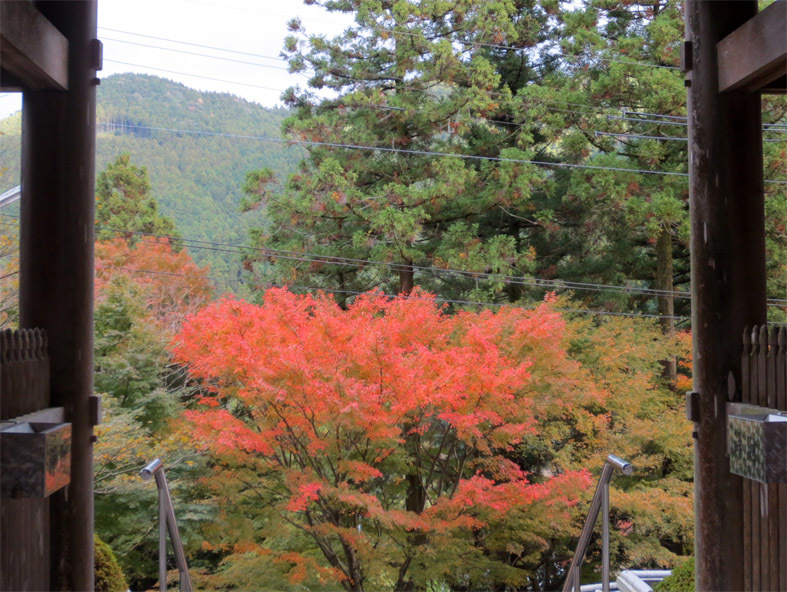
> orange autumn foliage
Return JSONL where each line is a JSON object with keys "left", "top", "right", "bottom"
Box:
{"left": 173, "top": 288, "right": 592, "bottom": 590}
{"left": 96, "top": 238, "right": 213, "bottom": 332}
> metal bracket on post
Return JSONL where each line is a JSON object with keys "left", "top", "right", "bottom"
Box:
{"left": 686, "top": 391, "right": 701, "bottom": 440}
{"left": 681, "top": 41, "right": 693, "bottom": 73}
{"left": 562, "top": 454, "right": 634, "bottom": 592}
{"left": 140, "top": 459, "right": 193, "bottom": 592}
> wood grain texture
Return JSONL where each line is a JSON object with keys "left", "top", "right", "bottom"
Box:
{"left": 717, "top": 0, "right": 787, "bottom": 93}
{"left": 0, "top": 329, "right": 51, "bottom": 592}
{"left": 0, "top": 1, "right": 68, "bottom": 91}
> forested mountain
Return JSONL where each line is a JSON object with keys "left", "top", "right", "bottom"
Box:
{"left": 0, "top": 73, "right": 301, "bottom": 286}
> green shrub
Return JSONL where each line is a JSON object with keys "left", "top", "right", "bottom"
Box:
{"left": 95, "top": 533, "right": 128, "bottom": 592}
{"left": 654, "top": 557, "right": 694, "bottom": 592}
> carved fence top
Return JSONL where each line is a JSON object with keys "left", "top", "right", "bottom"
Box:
{"left": 0, "top": 329, "right": 49, "bottom": 365}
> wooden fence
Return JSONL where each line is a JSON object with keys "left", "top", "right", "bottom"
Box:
{"left": 741, "top": 325, "right": 787, "bottom": 591}
{"left": 1, "top": 328, "right": 51, "bottom": 592}
{"left": 1, "top": 328, "right": 50, "bottom": 418}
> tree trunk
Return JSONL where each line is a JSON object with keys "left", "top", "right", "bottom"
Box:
{"left": 399, "top": 265, "right": 414, "bottom": 295}
{"left": 655, "top": 227, "right": 677, "bottom": 383}
{"left": 395, "top": 441, "right": 427, "bottom": 591}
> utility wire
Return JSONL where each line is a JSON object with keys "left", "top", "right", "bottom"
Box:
{"left": 102, "top": 60, "right": 285, "bottom": 93}
{"left": 99, "top": 54, "right": 784, "bottom": 133}
{"left": 134, "top": 236, "right": 787, "bottom": 308}
{"left": 97, "top": 262, "right": 690, "bottom": 320}
{"left": 96, "top": 264, "right": 227, "bottom": 284}
{"left": 98, "top": 225, "right": 690, "bottom": 299}
{"left": 96, "top": 121, "right": 693, "bottom": 179}
{"left": 607, "top": 115, "right": 687, "bottom": 127}
{"left": 99, "top": 27, "right": 289, "bottom": 63}
{"left": 96, "top": 225, "right": 787, "bottom": 307}
{"left": 179, "top": 0, "right": 680, "bottom": 71}
{"left": 267, "top": 281, "right": 691, "bottom": 319}
{"left": 95, "top": 36, "right": 785, "bottom": 128}
{"left": 0, "top": 271, "right": 19, "bottom": 281}
{"left": 622, "top": 110, "right": 687, "bottom": 121}
{"left": 98, "top": 60, "right": 619, "bottom": 120}
{"left": 596, "top": 130, "right": 785, "bottom": 143}
{"left": 609, "top": 114, "right": 787, "bottom": 132}
{"left": 100, "top": 37, "right": 295, "bottom": 72}
{"left": 595, "top": 131, "right": 687, "bottom": 142}
{"left": 100, "top": 27, "right": 679, "bottom": 86}
{"left": 96, "top": 122, "right": 787, "bottom": 184}
{"left": 5, "top": 219, "right": 786, "bottom": 307}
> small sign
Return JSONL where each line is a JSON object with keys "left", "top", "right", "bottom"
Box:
{"left": 728, "top": 405, "right": 787, "bottom": 483}
{"left": 0, "top": 422, "right": 71, "bottom": 497}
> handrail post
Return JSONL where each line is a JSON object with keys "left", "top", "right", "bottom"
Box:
{"left": 159, "top": 485, "right": 167, "bottom": 592}
{"left": 602, "top": 479, "right": 610, "bottom": 592}
{"left": 562, "top": 454, "right": 633, "bottom": 592}
{"left": 141, "top": 459, "right": 194, "bottom": 592}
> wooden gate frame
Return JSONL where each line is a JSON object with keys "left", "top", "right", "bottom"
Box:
{"left": 684, "top": 1, "right": 786, "bottom": 590}
{"left": 0, "top": 2, "right": 100, "bottom": 590}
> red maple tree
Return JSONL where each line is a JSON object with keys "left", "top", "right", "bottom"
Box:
{"left": 173, "top": 288, "right": 590, "bottom": 591}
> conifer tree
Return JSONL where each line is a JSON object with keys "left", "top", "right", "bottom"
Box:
{"left": 244, "top": 0, "right": 553, "bottom": 303}
{"left": 96, "top": 153, "right": 180, "bottom": 242}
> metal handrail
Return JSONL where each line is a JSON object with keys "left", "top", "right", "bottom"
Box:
{"left": 562, "top": 454, "right": 633, "bottom": 592}
{"left": 140, "top": 459, "right": 193, "bottom": 592}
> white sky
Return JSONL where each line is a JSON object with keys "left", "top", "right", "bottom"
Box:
{"left": 0, "top": 0, "right": 353, "bottom": 119}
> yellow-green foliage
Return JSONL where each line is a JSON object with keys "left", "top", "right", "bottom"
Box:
{"left": 654, "top": 557, "right": 694, "bottom": 592}
{"left": 95, "top": 533, "right": 128, "bottom": 592}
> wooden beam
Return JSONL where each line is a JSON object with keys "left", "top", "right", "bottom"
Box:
{"left": 0, "top": 1, "right": 68, "bottom": 91}
{"left": 0, "top": 70, "right": 24, "bottom": 92}
{"left": 762, "top": 74, "right": 786, "bottom": 95}
{"left": 718, "top": 0, "right": 787, "bottom": 93}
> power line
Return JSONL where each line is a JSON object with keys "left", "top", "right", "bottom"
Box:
{"left": 98, "top": 60, "right": 620, "bottom": 120}
{"left": 624, "top": 111, "right": 785, "bottom": 127}
{"left": 99, "top": 50, "right": 779, "bottom": 133}
{"left": 95, "top": 121, "right": 693, "bottom": 179}
{"left": 92, "top": 24, "right": 783, "bottom": 129}
{"left": 100, "top": 37, "right": 295, "bottom": 72}
{"left": 97, "top": 225, "right": 787, "bottom": 307}
{"left": 98, "top": 225, "right": 689, "bottom": 300}
{"left": 138, "top": 236, "right": 787, "bottom": 308}
{"left": 96, "top": 264, "right": 227, "bottom": 285}
{"left": 179, "top": 0, "right": 680, "bottom": 71}
{"left": 0, "top": 271, "right": 19, "bottom": 281}
{"left": 99, "top": 27, "right": 289, "bottom": 63}
{"left": 5, "top": 218, "right": 786, "bottom": 309}
{"left": 595, "top": 130, "right": 785, "bottom": 143}
{"left": 595, "top": 131, "right": 687, "bottom": 142}
{"left": 269, "top": 281, "right": 691, "bottom": 319}
{"left": 607, "top": 115, "right": 687, "bottom": 127}
{"left": 96, "top": 121, "right": 787, "bottom": 185}
{"left": 609, "top": 114, "right": 787, "bottom": 133}
{"left": 93, "top": 246, "right": 691, "bottom": 318}
{"left": 102, "top": 60, "right": 285, "bottom": 93}
{"left": 97, "top": 261, "right": 690, "bottom": 320}
{"left": 622, "top": 110, "right": 686, "bottom": 121}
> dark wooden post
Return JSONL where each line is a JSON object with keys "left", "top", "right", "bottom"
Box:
{"left": 684, "top": 2, "right": 766, "bottom": 591}
{"left": 19, "top": 1, "right": 98, "bottom": 590}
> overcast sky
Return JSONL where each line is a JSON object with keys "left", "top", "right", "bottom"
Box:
{"left": 0, "top": 0, "right": 353, "bottom": 119}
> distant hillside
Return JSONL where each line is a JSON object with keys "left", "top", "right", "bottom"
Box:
{"left": 0, "top": 73, "right": 302, "bottom": 286}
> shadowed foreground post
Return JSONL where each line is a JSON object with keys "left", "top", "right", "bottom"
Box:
{"left": 18, "top": 1, "right": 99, "bottom": 589}
{"left": 684, "top": 1, "right": 766, "bottom": 590}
